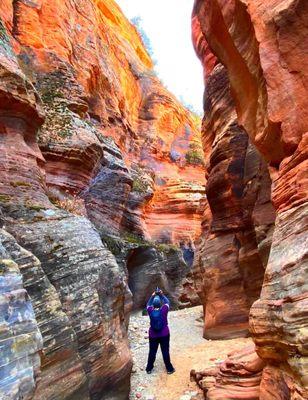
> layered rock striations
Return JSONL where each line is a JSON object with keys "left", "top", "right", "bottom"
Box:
{"left": 192, "top": 0, "right": 307, "bottom": 397}
{"left": 0, "top": 22, "right": 132, "bottom": 399}
{"left": 9, "top": 0, "right": 205, "bottom": 293}
{"left": 0, "top": 228, "right": 43, "bottom": 400}
{"left": 7, "top": 0, "right": 205, "bottom": 244}
{"left": 191, "top": 8, "right": 275, "bottom": 340}
{"left": 0, "top": 1, "right": 205, "bottom": 398}
{"left": 191, "top": 343, "right": 265, "bottom": 399}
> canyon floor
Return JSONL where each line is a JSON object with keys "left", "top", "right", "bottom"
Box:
{"left": 129, "top": 306, "right": 252, "bottom": 400}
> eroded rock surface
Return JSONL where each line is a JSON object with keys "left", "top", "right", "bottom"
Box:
{"left": 0, "top": 230, "right": 42, "bottom": 400}
{"left": 0, "top": 1, "right": 205, "bottom": 398}
{"left": 127, "top": 246, "right": 189, "bottom": 310}
{"left": 192, "top": 0, "right": 307, "bottom": 397}
{"left": 5, "top": 0, "right": 205, "bottom": 247}
{"left": 191, "top": 13, "right": 275, "bottom": 339}
{"left": 4, "top": 0, "right": 205, "bottom": 294}
{"left": 7, "top": 212, "right": 132, "bottom": 400}
{"left": 191, "top": 344, "right": 265, "bottom": 399}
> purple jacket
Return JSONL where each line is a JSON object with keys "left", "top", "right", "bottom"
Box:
{"left": 147, "top": 294, "right": 170, "bottom": 338}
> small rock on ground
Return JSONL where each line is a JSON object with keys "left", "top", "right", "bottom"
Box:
{"left": 128, "top": 306, "right": 252, "bottom": 400}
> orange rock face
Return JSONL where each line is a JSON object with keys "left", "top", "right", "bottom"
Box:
{"left": 0, "top": 1, "right": 205, "bottom": 399}
{"left": 191, "top": 344, "right": 265, "bottom": 399}
{"left": 193, "top": 0, "right": 307, "bottom": 397}
{"left": 191, "top": 10, "right": 275, "bottom": 340}
{"left": 8, "top": 0, "right": 205, "bottom": 244}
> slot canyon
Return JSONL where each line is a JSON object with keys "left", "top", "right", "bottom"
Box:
{"left": 0, "top": 1, "right": 307, "bottom": 400}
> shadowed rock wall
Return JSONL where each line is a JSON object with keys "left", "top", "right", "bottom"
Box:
{"left": 192, "top": 0, "right": 307, "bottom": 397}
{"left": 191, "top": 10, "right": 275, "bottom": 340}
{"left": 0, "top": 229, "right": 43, "bottom": 400}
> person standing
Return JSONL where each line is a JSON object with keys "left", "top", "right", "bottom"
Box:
{"left": 145, "top": 288, "right": 175, "bottom": 374}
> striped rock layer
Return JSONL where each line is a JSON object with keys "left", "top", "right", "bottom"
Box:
{"left": 0, "top": 1, "right": 206, "bottom": 399}
{"left": 192, "top": 0, "right": 307, "bottom": 398}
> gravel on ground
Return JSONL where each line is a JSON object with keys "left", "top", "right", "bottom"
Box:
{"left": 128, "top": 306, "right": 252, "bottom": 400}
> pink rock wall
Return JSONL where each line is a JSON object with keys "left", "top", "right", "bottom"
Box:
{"left": 193, "top": 0, "right": 308, "bottom": 397}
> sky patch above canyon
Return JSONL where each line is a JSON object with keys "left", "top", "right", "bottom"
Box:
{"left": 116, "top": 0, "right": 204, "bottom": 114}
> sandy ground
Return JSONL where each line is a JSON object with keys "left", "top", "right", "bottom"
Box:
{"left": 129, "top": 306, "right": 252, "bottom": 400}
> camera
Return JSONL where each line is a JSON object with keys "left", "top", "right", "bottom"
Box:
{"left": 155, "top": 287, "right": 162, "bottom": 295}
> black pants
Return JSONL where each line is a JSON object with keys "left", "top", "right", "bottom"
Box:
{"left": 146, "top": 334, "right": 174, "bottom": 372}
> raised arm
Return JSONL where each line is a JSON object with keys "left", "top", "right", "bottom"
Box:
{"left": 147, "top": 293, "right": 156, "bottom": 308}
{"left": 160, "top": 294, "right": 170, "bottom": 307}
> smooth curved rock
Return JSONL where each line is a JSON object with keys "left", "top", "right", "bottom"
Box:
{"left": 0, "top": 11, "right": 132, "bottom": 398}
{"left": 8, "top": 212, "right": 132, "bottom": 400}
{"left": 190, "top": 29, "right": 275, "bottom": 338}
{"left": 127, "top": 245, "right": 189, "bottom": 310}
{"left": 191, "top": 344, "right": 265, "bottom": 399}
{"left": 193, "top": 0, "right": 308, "bottom": 396}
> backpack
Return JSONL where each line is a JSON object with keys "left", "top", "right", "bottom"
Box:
{"left": 150, "top": 308, "right": 164, "bottom": 331}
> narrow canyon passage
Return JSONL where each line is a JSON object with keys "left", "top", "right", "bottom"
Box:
{"left": 0, "top": 0, "right": 307, "bottom": 400}
{"left": 129, "top": 307, "right": 252, "bottom": 400}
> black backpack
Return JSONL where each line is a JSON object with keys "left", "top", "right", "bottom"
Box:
{"left": 150, "top": 308, "right": 164, "bottom": 331}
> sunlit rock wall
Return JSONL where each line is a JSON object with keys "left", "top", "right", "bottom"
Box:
{"left": 0, "top": 1, "right": 206, "bottom": 398}
{"left": 191, "top": 343, "right": 265, "bottom": 399}
{"left": 6, "top": 0, "right": 205, "bottom": 245}
{"left": 6, "top": 0, "right": 205, "bottom": 302}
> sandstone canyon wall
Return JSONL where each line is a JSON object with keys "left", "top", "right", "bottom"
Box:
{"left": 192, "top": 0, "right": 307, "bottom": 398}
{"left": 191, "top": 5, "right": 276, "bottom": 340}
{"left": 0, "top": 1, "right": 205, "bottom": 399}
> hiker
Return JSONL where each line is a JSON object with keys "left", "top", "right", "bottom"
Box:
{"left": 145, "top": 287, "right": 175, "bottom": 374}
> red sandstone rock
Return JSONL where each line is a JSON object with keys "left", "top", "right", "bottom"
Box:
{"left": 189, "top": 51, "right": 274, "bottom": 337}
{"left": 7, "top": 0, "right": 205, "bottom": 246}
{"left": 193, "top": 0, "right": 308, "bottom": 397}
{"left": 0, "top": 1, "right": 206, "bottom": 398}
{"left": 191, "top": 344, "right": 265, "bottom": 399}
{"left": 0, "top": 21, "right": 133, "bottom": 398}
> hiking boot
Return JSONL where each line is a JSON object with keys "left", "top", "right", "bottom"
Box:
{"left": 167, "top": 368, "right": 175, "bottom": 374}
{"left": 146, "top": 369, "right": 153, "bottom": 374}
